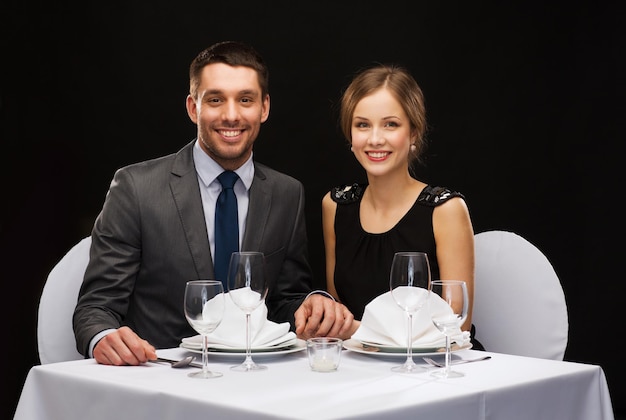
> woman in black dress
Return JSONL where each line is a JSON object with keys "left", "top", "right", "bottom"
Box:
{"left": 322, "top": 64, "right": 483, "bottom": 349}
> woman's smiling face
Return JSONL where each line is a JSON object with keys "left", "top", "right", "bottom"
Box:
{"left": 350, "top": 88, "right": 412, "bottom": 177}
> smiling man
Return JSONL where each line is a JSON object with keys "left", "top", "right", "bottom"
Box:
{"left": 73, "top": 41, "right": 357, "bottom": 366}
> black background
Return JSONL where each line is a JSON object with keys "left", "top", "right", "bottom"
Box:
{"left": 3, "top": 1, "right": 624, "bottom": 418}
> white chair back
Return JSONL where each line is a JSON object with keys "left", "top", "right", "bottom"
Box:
{"left": 37, "top": 236, "right": 91, "bottom": 364}
{"left": 473, "top": 230, "right": 568, "bottom": 360}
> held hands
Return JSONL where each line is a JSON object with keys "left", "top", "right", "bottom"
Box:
{"left": 294, "top": 294, "right": 359, "bottom": 340}
{"left": 92, "top": 326, "right": 157, "bottom": 366}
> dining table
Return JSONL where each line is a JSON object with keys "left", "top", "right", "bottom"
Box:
{"left": 14, "top": 342, "right": 615, "bottom": 420}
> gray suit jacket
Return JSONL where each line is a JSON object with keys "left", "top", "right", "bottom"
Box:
{"left": 73, "top": 140, "right": 313, "bottom": 355}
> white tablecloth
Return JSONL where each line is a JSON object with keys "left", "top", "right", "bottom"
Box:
{"left": 14, "top": 347, "right": 615, "bottom": 420}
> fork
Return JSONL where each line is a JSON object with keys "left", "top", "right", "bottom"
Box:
{"left": 423, "top": 355, "right": 491, "bottom": 368}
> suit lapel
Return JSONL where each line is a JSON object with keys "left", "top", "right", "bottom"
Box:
{"left": 242, "top": 164, "right": 270, "bottom": 251}
{"left": 169, "top": 141, "right": 213, "bottom": 277}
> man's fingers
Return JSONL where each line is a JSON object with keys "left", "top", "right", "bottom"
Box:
{"left": 295, "top": 295, "right": 358, "bottom": 340}
{"left": 93, "top": 327, "right": 155, "bottom": 366}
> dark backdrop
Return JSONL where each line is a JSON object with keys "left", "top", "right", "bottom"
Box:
{"left": 3, "top": 1, "right": 624, "bottom": 418}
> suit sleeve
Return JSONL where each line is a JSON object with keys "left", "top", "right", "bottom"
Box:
{"left": 264, "top": 181, "right": 313, "bottom": 329}
{"left": 72, "top": 167, "right": 142, "bottom": 356}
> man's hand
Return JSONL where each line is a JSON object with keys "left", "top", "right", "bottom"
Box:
{"left": 92, "top": 326, "right": 157, "bottom": 366}
{"left": 294, "top": 294, "right": 359, "bottom": 340}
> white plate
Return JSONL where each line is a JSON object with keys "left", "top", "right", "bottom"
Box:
{"left": 359, "top": 340, "right": 441, "bottom": 353}
{"left": 180, "top": 339, "right": 306, "bottom": 357}
{"left": 343, "top": 339, "right": 472, "bottom": 357}
{"left": 180, "top": 337, "right": 298, "bottom": 352}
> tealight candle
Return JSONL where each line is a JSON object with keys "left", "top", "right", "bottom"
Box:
{"left": 307, "top": 337, "right": 343, "bottom": 372}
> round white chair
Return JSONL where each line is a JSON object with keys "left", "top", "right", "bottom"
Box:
{"left": 473, "top": 230, "right": 569, "bottom": 360}
{"left": 37, "top": 236, "right": 91, "bottom": 364}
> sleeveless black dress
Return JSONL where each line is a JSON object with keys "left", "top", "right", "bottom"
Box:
{"left": 331, "top": 183, "right": 485, "bottom": 350}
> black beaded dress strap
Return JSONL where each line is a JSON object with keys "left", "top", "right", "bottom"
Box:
{"left": 330, "top": 183, "right": 365, "bottom": 204}
{"left": 330, "top": 183, "right": 463, "bottom": 207}
{"left": 416, "top": 185, "right": 465, "bottom": 207}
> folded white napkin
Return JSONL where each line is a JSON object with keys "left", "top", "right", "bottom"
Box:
{"left": 182, "top": 289, "right": 295, "bottom": 348}
{"left": 351, "top": 290, "right": 470, "bottom": 348}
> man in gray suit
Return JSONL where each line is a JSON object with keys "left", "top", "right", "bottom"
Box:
{"left": 73, "top": 41, "right": 356, "bottom": 366}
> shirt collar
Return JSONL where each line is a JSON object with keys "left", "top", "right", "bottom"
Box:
{"left": 193, "top": 140, "right": 254, "bottom": 190}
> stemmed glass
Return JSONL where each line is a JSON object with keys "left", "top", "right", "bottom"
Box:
{"left": 183, "top": 280, "right": 225, "bottom": 379}
{"left": 389, "top": 251, "right": 431, "bottom": 373}
{"left": 227, "top": 251, "right": 269, "bottom": 372}
{"left": 429, "top": 280, "right": 469, "bottom": 378}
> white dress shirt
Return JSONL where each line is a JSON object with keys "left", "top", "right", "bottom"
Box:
{"left": 192, "top": 140, "right": 254, "bottom": 259}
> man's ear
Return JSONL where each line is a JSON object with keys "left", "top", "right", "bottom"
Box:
{"left": 185, "top": 94, "right": 198, "bottom": 124}
{"left": 260, "top": 94, "right": 270, "bottom": 123}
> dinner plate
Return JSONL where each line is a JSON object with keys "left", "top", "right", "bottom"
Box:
{"left": 358, "top": 340, "right": 440, "bottom": 353}
{"left": 343, "top": 339, "right": 472, "bottom": 357}
{"left": 180, "top": 339, "right": 306, "bottom": 357}
{"left": 180, "top": 335, "right": 297, "bottom": 351}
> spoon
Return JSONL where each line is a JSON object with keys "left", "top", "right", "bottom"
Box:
{"left": 423, "top": 355, "right": 491, "bottom": 368}
{"left": 152, "top": 356, "right": 200, "bottom": 368}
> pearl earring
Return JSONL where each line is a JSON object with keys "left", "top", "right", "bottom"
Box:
{"left": 410, "top": 144, "right": 417, "bottom": 152}
{"left": 350, "top": 146, "right": 354, "bottom": 152}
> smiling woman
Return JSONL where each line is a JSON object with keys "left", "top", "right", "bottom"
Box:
{"left": 321, "top": 64, "right": 483, "bottom": 351}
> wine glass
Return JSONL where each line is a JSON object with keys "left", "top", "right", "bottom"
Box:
{"left": 183, "top": 280, "right": 225, "bottom": 379}
{"left": 389, "top": 251, "right": 431, "bottom": 373}
{"left": 429, "top": 280, "right": 469, "bottom": 378}
{"left": 227, "top": 251, "right": 269, "bottom": 372}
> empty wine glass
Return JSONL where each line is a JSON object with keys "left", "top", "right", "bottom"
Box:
{"left": 429, "top": 280, "right": 469, "bottom": 378}
{"left": 227, "top": 251, "right": 269, "bottom": 372}
{"left": 389, "top": 251, "right": 431, "bottom": 373}
{"left": 183, "top": 280, "right": 225, "bottom": 379}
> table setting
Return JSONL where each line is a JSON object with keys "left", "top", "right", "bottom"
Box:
{"left": 172, "top": 282, "right": 475, "bottom": 379}
{"left": 343, "top": 252, "right": 472, "bottom": 381}
{"left": 179, "top": 252, "right": 474, "bottom": 376}
{"left": 14, "top": 250, "right": 616, "bottom": 419}
{"left": 346, "top": 290, "right": 471, "bottom": 357}
{"left": 15, "top": 307, "right": 616, "bottom": 420}
{"left": 179, "top": 293, "right": 303, "bottom": 357}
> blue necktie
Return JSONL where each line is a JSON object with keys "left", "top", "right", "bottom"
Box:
{"left": 214, "top": 171, "right": 240, "bottom": 288}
